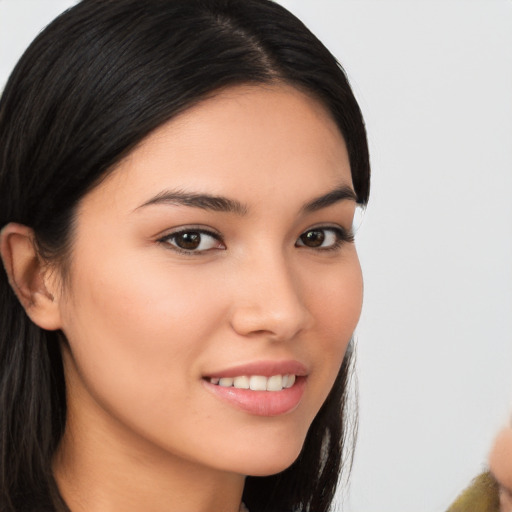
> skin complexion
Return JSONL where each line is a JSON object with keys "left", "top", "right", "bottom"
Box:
{"left": 2, "top": 85, "right": 363, "bottom": 512}
{"left": 489, "top": 426, "right": 512, "bottom": 512}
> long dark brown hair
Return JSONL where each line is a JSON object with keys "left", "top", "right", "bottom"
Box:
{"left": 0, "top": 1, "right": 370, "bottom": 510}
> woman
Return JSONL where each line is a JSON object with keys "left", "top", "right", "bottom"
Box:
{"left": 0, "top": 1, "right": 370, "bottom": 511}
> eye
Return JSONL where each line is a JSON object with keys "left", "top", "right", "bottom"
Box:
{"left": 295, "top": 227, "right": 353, "bottom": 250}
{"left": 159, "top": 229, "right": 224, "bottom": 254}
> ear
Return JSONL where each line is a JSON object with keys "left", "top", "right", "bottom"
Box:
{"left": 0, "top": 223, "right": 62, "bottom": 330}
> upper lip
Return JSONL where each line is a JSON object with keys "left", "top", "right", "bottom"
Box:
{"left": 204, "top": 360, "right": 308, "bottom": 379}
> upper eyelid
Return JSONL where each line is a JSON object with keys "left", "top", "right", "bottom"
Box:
{"left": 306, "top": 223, "right": 351, "bottom": 232}
{"left": 156, "top": 225, "right": 222, "bottom": 240}
{"left": 302, "top": 224, "right": 355, "bottom": 239}
{"left": 155, "top": 223, "right": 354, "bottom": 246}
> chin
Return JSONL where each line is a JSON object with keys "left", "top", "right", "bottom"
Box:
{"left": 235, "top": 440, "right": 305, "bottom": 477}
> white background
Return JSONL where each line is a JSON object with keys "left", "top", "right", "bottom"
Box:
{"left": 1, "top": 1, "right": 511, "bottom": 511}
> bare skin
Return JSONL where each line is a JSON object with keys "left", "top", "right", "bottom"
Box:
{"left": 1, "top": 85, "right": 362, "bottom": 512}
{"left": 489, "top": 425, "right": 512, "bottom": 512}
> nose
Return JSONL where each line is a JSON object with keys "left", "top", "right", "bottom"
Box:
{"left": 228, "top": 252, "right": 312, "bottom": 342}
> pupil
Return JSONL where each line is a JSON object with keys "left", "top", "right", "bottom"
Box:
{"left": 302, "top": 230, "right": 324, "bottom": 247}
{"left": 176, "top": 232, "right": 201, "bottom": 249}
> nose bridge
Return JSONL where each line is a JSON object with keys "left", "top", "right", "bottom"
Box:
{"left": 229, "top": 246, "right": 311, "bottom": 340}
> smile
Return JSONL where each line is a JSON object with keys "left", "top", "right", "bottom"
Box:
{"left": 203, "top": 375, "right": 306, "bottom": 416}
{"left": 207, "top": 374, "right": 296, "bottom": 391}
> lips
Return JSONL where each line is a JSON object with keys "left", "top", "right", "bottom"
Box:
{"left": 203, "top": 360, "right": 307, "bottom": 416}
{"left": 205, "top": 360, "right": 307, "bottom": 379}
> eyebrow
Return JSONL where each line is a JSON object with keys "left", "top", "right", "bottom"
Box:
{"left": 136, "top": 189, "right": 248, "bottom": 215}
{"left": 136, "top": 184, "right": 357, "bottom": 215}
{"left": 301, "top": 185, "right": 357, "bottom": 212}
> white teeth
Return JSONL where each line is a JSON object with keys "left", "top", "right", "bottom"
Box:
{"left": 284, "top": 374, "right": 295, "bottom": 388}
{"left": 233, "top": 376, "right": 250, "bottom": 389}
{"left": 209, "top": 374, "right": 297, "bottom": 391}
{"left": 249, "top": 375, "right": 267, "bottom": 391}
{"left": 266, "top": 374, "right": 283, "bottom": 391}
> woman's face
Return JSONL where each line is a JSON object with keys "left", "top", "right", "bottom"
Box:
{"left": 55, "top": 84, "right": 363, "bottom": 477}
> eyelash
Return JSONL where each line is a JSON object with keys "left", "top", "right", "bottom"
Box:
{"left": 158, "top": 227, "right": 224, "bottom": 255}
{"left": 157, "top": 226, "right": 354, "bottom": 255}
{"left": 295, "top": 226, "right": 354, "bottom": 252}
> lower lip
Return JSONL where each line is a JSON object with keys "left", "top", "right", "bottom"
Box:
{"left": 203, "top": 377, "right": 306, "bottom": 416}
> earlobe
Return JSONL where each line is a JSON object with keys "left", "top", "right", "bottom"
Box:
{"left": 0, "top": 222, "right": 62, "bottom": 331}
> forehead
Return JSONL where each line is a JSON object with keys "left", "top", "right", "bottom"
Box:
{"left": 79, "top": 84, "right": 352, "bottom": 216}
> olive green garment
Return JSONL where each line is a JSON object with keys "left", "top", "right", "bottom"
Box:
{"left": 447, "top": 472, "right": 500, "bottom": 512}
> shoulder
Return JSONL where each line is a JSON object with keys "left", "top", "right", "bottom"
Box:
{"left": 446, "top": 472, "right": 500, "bottom": 512}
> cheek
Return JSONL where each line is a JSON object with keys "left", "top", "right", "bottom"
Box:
{"left": 308, "top": 254, "right": 363, "bottom": 349}
{"left": 64, "top": 243, "right": 223, "bottom": 340}
{"left": 58, "top": 247, "right": 227, "bottom": 415}
{"left": 298, "top": 252, "right": 363, "bottom": 410}
{"left": 56, "top": 236, "right": 363, "bottom": 475}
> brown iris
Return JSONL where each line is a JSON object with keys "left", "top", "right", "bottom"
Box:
{"left": 299, "top": 230, "right": 325, "bottom": 247}
{"left": 174, "top": 232, "right": 202, "bottom": 250}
